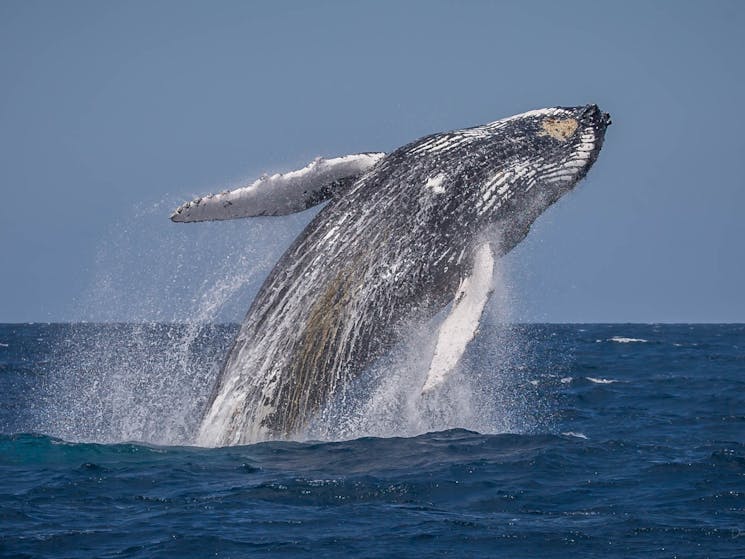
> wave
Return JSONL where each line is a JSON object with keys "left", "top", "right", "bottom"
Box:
{"left": 0, "top": 429, "right": 567, "bottom": 477}
{"left": 561, "top": 431, "right": 588, "bottom": 439}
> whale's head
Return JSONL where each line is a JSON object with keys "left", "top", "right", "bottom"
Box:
{"left": 443, "top": 104, "right": 611, "bottom": 254}
{"left": 403, "top": 105, "right": 609, "bottom": 255}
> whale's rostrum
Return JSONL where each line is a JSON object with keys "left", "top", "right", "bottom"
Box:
{"left": 171, "top": 105, "right": 611, "bottom": 446}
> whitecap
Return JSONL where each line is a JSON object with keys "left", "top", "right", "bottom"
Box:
{"left": 562, "top": 431, "right": 588, "bottom": 439}
{"left": 609, "top": 336, "right": 648, "bottom": 343}
{"left": 586, "top": 377, "right": 618, "bottom": 384}
{"left": 0, "top": 342, "right": 8, "bottom": 347}
{"left": 560, "top": 377, "right": 573, "bottom": 384}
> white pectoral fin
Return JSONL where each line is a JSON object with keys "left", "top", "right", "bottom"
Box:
{"left": 422, "top": 243, "right": 494, "bottom": 393}
{"left": 170, "top": 152, "right": 385, "bottom": 223}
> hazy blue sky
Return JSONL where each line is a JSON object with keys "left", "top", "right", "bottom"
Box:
{"left": 1, "top": 0, "right": 744, "bottom": 323}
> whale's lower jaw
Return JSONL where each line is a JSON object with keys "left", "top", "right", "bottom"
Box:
{"left": 192, "top": 105, "right": 610, "bottom": 446}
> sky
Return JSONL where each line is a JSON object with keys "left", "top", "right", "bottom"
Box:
{"left": 1, "top": 0, "right": 744, "bottom": 323}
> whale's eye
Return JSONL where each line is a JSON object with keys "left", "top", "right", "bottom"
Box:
{"left": 540, "top": 117, "right": 578, "bottom": 141}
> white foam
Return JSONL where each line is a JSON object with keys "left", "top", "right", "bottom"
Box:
{"left": 562, "top": 431, "right": 588, "bottom": 439}
{"left": 586, "top": 377, "right": 618, "bottom": 384}
{"left": 609, "top": 336, "right": 648, "bottom": 343}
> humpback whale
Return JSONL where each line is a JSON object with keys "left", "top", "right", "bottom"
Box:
{"left": 171, "top": 105, "right": 611, "bottom": 446}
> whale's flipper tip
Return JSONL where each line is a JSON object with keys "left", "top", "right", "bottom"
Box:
{"left": 170, "top": 204, "right": 188, "bottom": 222}
{"left": 170, "top": 207, "right": 185, "bottom": 222}
{"left": 170, "top": 198, "right": 210, "bottom": 223}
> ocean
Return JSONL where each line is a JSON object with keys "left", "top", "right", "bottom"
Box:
{"left": 1, "top": 323, "right": 743, "bottom": 558}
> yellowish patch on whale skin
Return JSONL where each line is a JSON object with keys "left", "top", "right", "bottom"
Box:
{"left": 268, "top": 262, "right": 360, "bottom": 437}
{"left": 540, "top": 117, "right": 578, "bottom": 141}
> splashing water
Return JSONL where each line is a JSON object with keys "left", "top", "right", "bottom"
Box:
{"left": 34, "top": 200, "right": 539, "bottom": 445}
{"left": 34, "top": 199, "right": 296, "bottom": 444}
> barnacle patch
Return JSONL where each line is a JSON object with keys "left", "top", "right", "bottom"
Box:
{"left": 540, "top": 118, "right": 578, "bottom": 141}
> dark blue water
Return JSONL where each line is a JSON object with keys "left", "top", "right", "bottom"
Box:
{"left": 1, "top": 324, "right": 744, "bottom": 558}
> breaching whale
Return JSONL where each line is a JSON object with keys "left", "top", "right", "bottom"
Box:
{"left": 171, "top": 105, "right": 611, "bottom": 446}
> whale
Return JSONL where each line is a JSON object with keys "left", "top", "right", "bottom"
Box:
{"left": 171, "top": 105, "right": 611, "bottom": 446}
